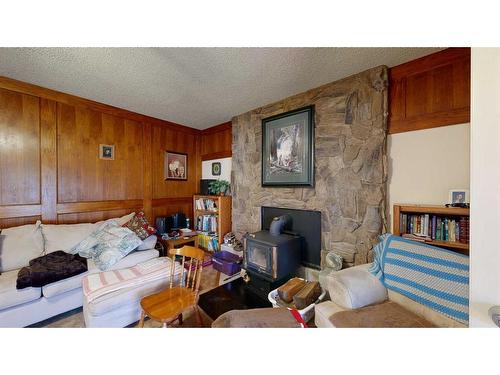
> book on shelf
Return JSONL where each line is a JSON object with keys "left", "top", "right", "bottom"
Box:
{"left": 196, "top": 215, "right": 218, "bottom": 232}
{"left": 197, "top": 232, "right": 219, "bottom": 252}
{"left": 195, "top": 198, "right": 218, "bottom": 211}
{"left": 399, "top": 213, "right": 469, "bottom": 244}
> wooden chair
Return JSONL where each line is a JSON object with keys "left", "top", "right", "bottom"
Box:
{"left": 138, "top": 245, "right": 205, "bottom": 328}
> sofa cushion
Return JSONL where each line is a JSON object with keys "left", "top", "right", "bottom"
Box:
{"left": 0, "top": 269, "right": 41, "bottom": 310}
{"left": 329, "top": 300, "right": 436, "bottom": 328}
{"left": 84, "top": 276, "right": 169, "bottom": 316}
{"left": 314, "top": 301, "right": 345, "bottom": 328}
{"left": 328, "top": 263, "right": 387, "bottom": 309}
{"left": 137, "top": 235, "right": 157, "bottom": 251}
{"left": 0, "top": 222, "right": 44, "bottom": 272}
{"left": 42, "top": 270, "right": 89, "bottom": 299}
{"left": 41, "top": 223, "right": 96, "bottom": 254}
{"left": 95, "top": 212, "right": 136, "bottom": 226}
{"left": 87, "top": 249, "right": 159, "bottom": 273}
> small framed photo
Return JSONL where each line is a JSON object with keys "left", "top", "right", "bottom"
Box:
{"left": 99, "top": 144, "right": 115, "bottom": 160}
{"left": 449, "top": 189, "right": 469, "bottom": 204}
{"left": 212, "top": 162, "right": 221, "bottom": 176}
{"left": 165, "top": 151, "right": 188, "bottom": 180}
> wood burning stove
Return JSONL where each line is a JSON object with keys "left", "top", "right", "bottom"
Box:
{"left": 243, "top": 230, "right": 301, "bottom": 282}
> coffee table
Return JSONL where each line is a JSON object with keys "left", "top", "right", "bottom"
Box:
{"left": 198, "top": 277, "right": 272, "bottom": 321}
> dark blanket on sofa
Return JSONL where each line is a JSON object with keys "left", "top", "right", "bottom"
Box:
{"left": 17, "top": 251, "right": 87, "bottom": 289}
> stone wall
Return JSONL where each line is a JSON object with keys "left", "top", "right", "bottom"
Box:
{"left": 231, "top": 66, "right": 388, "bottom": 266}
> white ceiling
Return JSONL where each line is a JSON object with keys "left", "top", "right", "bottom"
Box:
{"left": 0, "top": 48, "right": 442, "bottom": 129}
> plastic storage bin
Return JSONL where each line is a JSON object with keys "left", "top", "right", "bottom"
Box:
{"left": 268, "top": 282, "right": 327, "bottom": 322}
{"left": 212, "top": 251, "right": 241, "bottom": 276}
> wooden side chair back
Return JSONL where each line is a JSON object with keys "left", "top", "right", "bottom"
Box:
{"left": 169, "top": 245, "right": 205, "bottom": 294}
{"left": 138, "top": 245, "right": 206, "bottom": 328}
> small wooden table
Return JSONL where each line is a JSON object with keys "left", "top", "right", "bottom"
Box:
{"left": 157, "top": 234, "right": 199, "bottom": 257}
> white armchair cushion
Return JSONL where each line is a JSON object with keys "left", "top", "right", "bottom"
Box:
{"left": 328, "top": 263, "right": 388, "bottom": 309}
{"left": 0, "top": 221, "right": 44, "bottom": 272}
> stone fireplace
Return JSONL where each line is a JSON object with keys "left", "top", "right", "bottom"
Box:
{"left": 231, "top": 66, "right": 388, "bottom": 267}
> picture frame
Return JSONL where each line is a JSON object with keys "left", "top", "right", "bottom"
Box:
{"left": 261, "top": 106, "right": 314, "bottom": 187}
{"left": 449, "top": 189, "right": 469, "bottom": 204}
{"left": 211, "top": 162, "right": 221, "bottom": 176}
{"left": 165, "top": 151, "right": 188, "bottom": 180}
{"left": 99, "top": 144, "right": 115, "bottom": 160}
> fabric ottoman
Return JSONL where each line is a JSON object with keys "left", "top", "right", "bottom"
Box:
{"left": 212, "top": 307, "right": 307, "bottom": 328}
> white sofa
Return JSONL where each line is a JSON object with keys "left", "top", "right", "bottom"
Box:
{"left": 0, "top": 213, "right": 159, "bottom": 328}
{"left": 315, "top": 263, "right": 467, "bottom": 328}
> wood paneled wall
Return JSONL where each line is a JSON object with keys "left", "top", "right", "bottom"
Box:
{"left": 388, "top": 47, "right": 471, "bottom": 134}
{"left": 200, "top": 121, "right": 232, "bottom": 160}
{"left": 0, "top": 76, "right": 201, "bottom": 228}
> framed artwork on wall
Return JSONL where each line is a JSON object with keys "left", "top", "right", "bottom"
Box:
{"left": 165, "top": 151, "right": 188, "bottom": 180}
{"left": 99, "top": 144, "right": 115, "bottom": 160}
{"left": 211, "top": 162, "right": 221, "bottom": 176}
{"left": 261, "top": 106, "right": 314, "bottom": 187}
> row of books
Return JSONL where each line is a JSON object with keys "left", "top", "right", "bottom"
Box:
{"left": 196, "top": 214, "right": 218, "bottom": 232}
{"left": 399, "top": 214, "right": 469, "bottom": 244}
{"left": 195, "top": 198, "right": 218, "bottom": 211}
{"left": 197, "top": 233, "right": 219, "bottom": 252}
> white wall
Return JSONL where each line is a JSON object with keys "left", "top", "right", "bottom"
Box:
{"left": 387, "top": 123, "right": 470, "bottom": 231}
{"left": 469, "top": 48, "right": 500, "bottom": 327}
{"left": 201, "top": 157, "right": 232, "bottom": 181}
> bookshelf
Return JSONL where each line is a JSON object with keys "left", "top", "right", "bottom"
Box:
{"left": 193, "top": 195, "right": 232, "bottom": 252}
{"left": 393, "top": 204, "right": 470, "bottom": 254}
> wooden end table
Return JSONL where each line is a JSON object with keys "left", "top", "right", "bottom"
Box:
{"left": 156, "top": 234, "right": 199, "bottom": 257}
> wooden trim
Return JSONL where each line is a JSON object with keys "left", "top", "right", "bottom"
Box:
{"left": 0, "top": 76, "right": 199, "bottom": 135}
{"left": 0, "top": 205, "right": 41, "bottom": 219}
{"left": 152, "top": 197, "right": 193, "bottom": 207}
{"left": 390, "top": 48, "right": 470, "bottom": 79}
{"left": 388, "top": 107, "right": 470, "bottom": 134}
{"left": 394, "top": 204, "right": 469, "bottom": 217}
{"left": 201, "top": 121, "right": 232, "bottom": 135}
{"left": 56, "top": 200, "right": 143, "bottom": 214}
{"left": 201, "top": 150, "right": 232, "bottom": 161}
{"left": 40, "top": 99, "right": 58, "bottom": 223}
{"left": 142, "top": 122, "right": 153, "bottom": 222}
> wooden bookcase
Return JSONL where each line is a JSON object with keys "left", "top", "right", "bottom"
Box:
{"left": 193, "top": 195, "right": 232, "bottom": 251}
{"left": 393, "top": 204, "right": 470, "bottom": 254}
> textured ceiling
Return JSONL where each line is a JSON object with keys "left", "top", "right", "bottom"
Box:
{"left": 0, "top": 48, "right": 442, "bottom": 129}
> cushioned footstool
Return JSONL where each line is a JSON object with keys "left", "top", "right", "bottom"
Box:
{"left": 212, "top": 307, "right": 308, "bottom": 328}
{"left": 83, "top": 256, "right": 179, "bottom": 328}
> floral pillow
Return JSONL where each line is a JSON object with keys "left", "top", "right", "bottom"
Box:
{"left": 91, "top": 225, "right": 142, "bottom": 271}
{"left": 70, "top": 220, "right": 142, "bottom": 270}
{"left": 123, "top": 211, "right": 156, "bottom": 240}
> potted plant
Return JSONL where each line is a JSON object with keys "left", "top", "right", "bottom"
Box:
{"left": 208, "top": 180, "right": 230, "bottom": 196}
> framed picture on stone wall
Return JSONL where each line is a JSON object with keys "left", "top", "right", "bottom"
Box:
{"left": 262, "top": 106, "right": 314, "bottom": 187}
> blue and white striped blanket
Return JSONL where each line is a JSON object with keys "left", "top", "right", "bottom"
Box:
{"left": 369, "top": 234, "right": 469, "bottom": 325}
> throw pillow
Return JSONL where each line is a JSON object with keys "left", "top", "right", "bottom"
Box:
{"left": 124, "top": 211, "right": 156, "bottom": 240}
{"left": 91, "top": 225, "right": 142, "bottom": 271}
{"left": 70, "top": 220, "right": 119, "bottom": 257}
{"left": 0, "top": 221, "right": 45, "bottom": 272}
{"left": 41, "top": 222, "right": 96, "bottom": 254}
